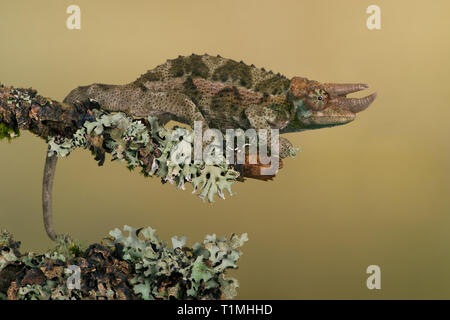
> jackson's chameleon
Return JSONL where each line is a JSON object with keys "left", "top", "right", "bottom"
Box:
{"left": 42, "top": 54, "right": 376, "bottom": 240}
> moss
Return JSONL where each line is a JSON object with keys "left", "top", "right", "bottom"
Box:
{"left": 68, "top": 244, "right": 83, "bottom": 257}
{"left": 0, "top": 122, "right": 20, "bottom": 141}
{"left": 212, "top": 60, "right": 253, "bottom": 88}
{"left": 255, "top": 76, "right": 290, "bottom": 95}
{"left": 168, "top": 55, "right": 210, "bottom": 79}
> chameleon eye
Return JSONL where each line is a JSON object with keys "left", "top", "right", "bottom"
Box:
{"left": 306, "top": 88, "right": 328, "bottom": 110}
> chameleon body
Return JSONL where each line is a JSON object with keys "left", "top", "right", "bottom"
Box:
{"left": 35, "top": 54, "right": 378, "bottom": 240}
{"left": 63, "top": 54, "right": 377, "bottom": 159}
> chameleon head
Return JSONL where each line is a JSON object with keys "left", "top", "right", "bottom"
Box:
{"left": 285, "top": 76, "right": 377, "bottom": 131}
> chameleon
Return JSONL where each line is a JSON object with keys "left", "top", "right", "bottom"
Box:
{"left": 40, "top": 53, "right": 377, "bottom": 240}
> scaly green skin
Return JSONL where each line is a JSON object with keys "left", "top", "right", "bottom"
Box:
{"left": 64, "top": 54, "right": 377, "bottom": 159}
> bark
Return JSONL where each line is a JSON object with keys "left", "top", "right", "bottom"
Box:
{"left": 0, "top": 84, "right": 92, "bottom": 140}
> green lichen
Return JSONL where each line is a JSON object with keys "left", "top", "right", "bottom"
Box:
{"left": 47, "top": 137, "right": 73, "bottom": 157}
{"left": 0, "top": 227, "right": 248, "bottom": 300}
{"left": 46, "top": 110, "right": 239, "bottom": 202}
{"left": 192, "top": 165, "right": 239, "bottom": 202}
{"left": 0, "top": 231, "right": 18, "bottom": 271}
{"left": 110, "top": 226, "right": 248, "bottom": 300}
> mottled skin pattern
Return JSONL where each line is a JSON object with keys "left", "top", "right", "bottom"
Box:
{"left": 64, "top": 53, "right": 377, "bottom": 158}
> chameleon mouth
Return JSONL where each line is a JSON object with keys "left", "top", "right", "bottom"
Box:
{"left": 308, "top": 115, "right": 355, "bottom": 126}
{"left": 325, "top": 83, "right": 377, "bottom": 113}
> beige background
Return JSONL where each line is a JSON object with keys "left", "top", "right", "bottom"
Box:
{"left": 1, "top": 0, "right": 450, "bottom": 299}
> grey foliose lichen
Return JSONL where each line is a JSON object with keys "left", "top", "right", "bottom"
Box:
{"left": 110, "top": 225, "right": 248, "bottom": 300}
{"left": 0, "top": 227, "right": 247, "bottom": 300}
{"left": 46, "top": 110, "right": 239, "bottom": 202}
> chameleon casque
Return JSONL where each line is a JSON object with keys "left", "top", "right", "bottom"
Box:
{"left": 18, "top": 54, "right": 377, "bottom": 240}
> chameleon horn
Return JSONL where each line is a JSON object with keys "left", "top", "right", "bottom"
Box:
{"left": 326, "top": 83, "right": 369, "bottom": 97}
{"left": 334, "top": 92, "right": 377, "bottom": 113}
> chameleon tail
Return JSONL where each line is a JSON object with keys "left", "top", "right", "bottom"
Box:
{"left": 43, "top": 147, "right": 58, "bottom": 241}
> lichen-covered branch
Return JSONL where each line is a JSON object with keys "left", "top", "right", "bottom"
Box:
{"left": 0, "top": 84, "right": 90, "bottom": 140}
{"left": 0, "top": 227, "right": 247, "bottom": 300}
{"left": 0, "top": 84, "right": 282, "bottom": 203}
{"left": 0, "top": 85, "right": 242, "bottom": 202}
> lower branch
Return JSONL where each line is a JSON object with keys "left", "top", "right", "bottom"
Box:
{"left": 0, "top": 227, "right": 248, "bottom": 300}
